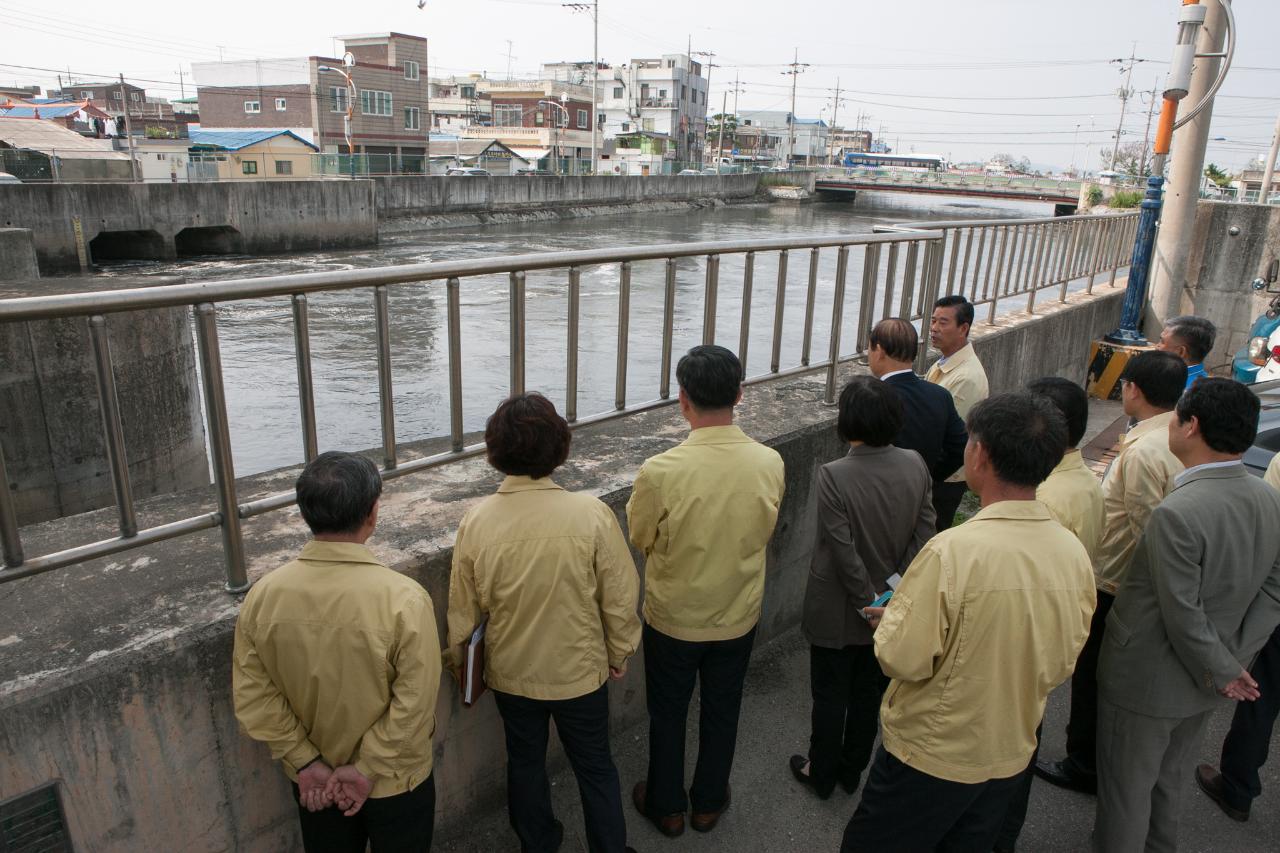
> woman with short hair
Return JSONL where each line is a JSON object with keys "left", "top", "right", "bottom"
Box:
{"left": 447, "top": 393, "right": 641, "bottom": 853}
{"left": 789, "top": 375, "right": 937, "bottom": 799}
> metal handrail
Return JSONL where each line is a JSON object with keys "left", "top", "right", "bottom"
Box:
{"left": 0, "top": 214, "right": 1133, "bottom": 591}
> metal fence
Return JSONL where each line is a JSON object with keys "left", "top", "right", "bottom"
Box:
{"left": 0, "top": 211, "right": 1136, "bottom": 590}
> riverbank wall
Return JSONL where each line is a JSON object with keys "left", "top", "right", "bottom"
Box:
{"left": 0, "top": 282, "right": 1122, "bottom": 852}
{"left": 0, "top": 173, "right": 815, "bottom": 275}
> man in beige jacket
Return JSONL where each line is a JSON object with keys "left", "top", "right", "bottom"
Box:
{"left": 926, "top": 295, "right": 989, "bottom": 530}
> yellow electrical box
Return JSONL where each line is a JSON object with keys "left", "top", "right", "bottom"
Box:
{"left": 1086, "top": 340, "right": 1154, "bottom": 400}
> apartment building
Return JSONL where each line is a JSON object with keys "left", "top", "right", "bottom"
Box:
{"left": 463, "top": 78, "right": 595, "bottom": 174}
{"left": 428, "top": 76, "right": 491, "bottom": 133}
{"left": 544, "top": 55, "right": 707, "bottom": 165}
{"left": 192, "top": 33, "right": 430, "bottom": 166}
{"left": 737, "top": 110, "right": 829, "bottom": 166}
{"left": 49, "top": 79, "right": 184, "bottom": 134}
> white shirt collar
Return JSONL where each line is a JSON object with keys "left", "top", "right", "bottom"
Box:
{"left": 1174, "top": 459, "right": 1243, "bottom": 487}
{"left": 879, "top": 368, "right": 916, "bottom": 382}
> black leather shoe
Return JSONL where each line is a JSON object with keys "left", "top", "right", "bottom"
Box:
{"left": 1196, "top": 764, "right": 1250, "bottom": 822}
{"left": 549, "top": 819, "right": 565, "bottom": 851}
{"left": 1033, "top": 758, "right": 1097, "bottom": 795}
{"left": 789, "top": 754, "right": 834, "bottom": 800}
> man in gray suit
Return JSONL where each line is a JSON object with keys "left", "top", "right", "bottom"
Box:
{"left": 1093, "top": 378, "right": 1280, "bottom": 853}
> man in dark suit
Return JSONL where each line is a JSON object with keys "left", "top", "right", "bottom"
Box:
{"left": 866, "top": 318, "right": 967, "bottom": 484}
{"left": 1093, "top": 378, "right": 1280, "bottom": 852}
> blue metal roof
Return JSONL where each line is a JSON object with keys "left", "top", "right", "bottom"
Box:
{"left": 187, "top": 128, "right": 318, "bottom": 151}
{"left": 0, "top": 105, "right": 83, "bottom": 118}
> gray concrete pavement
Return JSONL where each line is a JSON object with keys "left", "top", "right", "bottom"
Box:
{"left": 434, "top": 629, "right": 1279, "bottom": 853}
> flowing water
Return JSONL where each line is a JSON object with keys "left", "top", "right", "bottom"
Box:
{"left": 91, "top": 193, "right": 1049, "bottom": 475}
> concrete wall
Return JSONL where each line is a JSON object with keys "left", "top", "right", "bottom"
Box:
{"left": 0, "top": 228, "right": 38, "bottom": 279}
{"left": 0, "top": 180, "right": 377, "bottom": 273}
{"left": 0, "top": 284, "right": 1122, "bottom": 853}
{"left": 374, "top": 172, "right": 766, "bottom": 219}
{"left": 0, "top": 301, "right": 210, "bottom": 525}
{"left": 1158, "top": 200, "right": 1280, "bottom": 370}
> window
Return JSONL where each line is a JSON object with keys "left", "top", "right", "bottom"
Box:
{"left": 577, "top": 109, "right": 587, "bottom": 129}
{"left": 242, "top": 160, "right": 258, "bottom": 175}
{"left": 244, "top": 100, "right": 261, "bottom": 113}
{"left": 113, "top": 90, "right": 122, "bottom": 99}
{"left": 613, "top": 86, "right": 623, "bottom": 99}
{"left": 404, "top": 106, "right": 420, "bottom": 130}
{"left": 330, "top": 86, "right": 349, "bottom": 113}
{"left": 359, "top": 89, "right": 393, "bottom": 117}
{"left": 403, "top": 60, "right": 420, "bottom": 80}
{"left": 80, "top": 90, "right": 91, "bottom": 99}
{"left": 494, "top": 104, "right": 523, "bottom": 127}
{"left": 275, "top": 97, "right": 287, "bottom": 111}
{"left": 460, "top": 84, "right": 475, "bottom": 99}
{"left": 681, "top": 85, "right": 687, "bottom": 101}
{"left": 621, "top": 121, "right": 631, "bottom": 132}
{"left": 130, "top": 92, "right": 140, "bottom": 102}
{"left": 534, "top": 110, "right": 544, "bottom": 125}
{"left": 275, "top": 160, "right": 293, "bottom": 175}
{"left": 657, "top": 89, "right": 666, "bottom": 99}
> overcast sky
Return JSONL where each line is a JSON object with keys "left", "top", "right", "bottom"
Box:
{"left": 1, "top": 0, "right": 1276, "bottom": 170}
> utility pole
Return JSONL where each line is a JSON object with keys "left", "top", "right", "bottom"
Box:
{"left": 1261, "top": 110, "right": 1280, "bottom": 205}
{"left": 1137, "top": 80, "right": 1159, "bottom": 177}
{"left": 693, "top": 50, "right": 716, "bottom": 167}
{"left": 715, "top": 90, "right": 728, "bottom": 171}
{"left": 827, "top": 78, "right": 844, "bottom": 166}
{"left": 504, "top": 40, "right": 515, "bottom": 81}
{"left": 1109, "top": 45, "right": 1146, "bottom": 171}
{"left": 177, "top": 68, "right": 186, "bottom": 99}
{"left": 782, "top": 49, "right": 808, "bottom": 167}
{"left": 1148, "top": 0, "right": 1228, "bottom": 332}
{"left": 118, "top": 74, "right": 139, "bottom": 182}
{"left": 564, "top": 3, "right": 599, "bottom": 173}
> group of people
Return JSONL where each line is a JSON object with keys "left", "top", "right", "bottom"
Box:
{"left": 229, "top": 294, "right": 1280, "bottom": 853}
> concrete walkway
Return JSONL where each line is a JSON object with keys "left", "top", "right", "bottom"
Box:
{"left": 434, "top": 628, "right": 1279, "bottom": 853}
{"left": 436, "top": 398, "right": 1280, "bottom": 853}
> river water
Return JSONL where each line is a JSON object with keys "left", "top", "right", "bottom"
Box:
{"left": 95, "top": 193, "right": 1050, "bottom": 476}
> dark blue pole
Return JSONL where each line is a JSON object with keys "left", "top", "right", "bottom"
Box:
{"left": 1104, "top": 175, "right": 1164, "bottom": 345}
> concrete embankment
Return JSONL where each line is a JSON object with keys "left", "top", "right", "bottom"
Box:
{"left": 0, "top": 281, "right": 1122, "bottom": 852}
{"left": 0, "top": 172, "right": 816, "bottom": 275}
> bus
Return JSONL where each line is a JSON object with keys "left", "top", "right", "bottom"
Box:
{"left": 840, "top": 152, "right": 946, "bottom": 172}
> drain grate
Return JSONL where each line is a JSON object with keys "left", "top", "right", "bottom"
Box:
{"left": 0, "top": 784, "right": 71, "bottom": 853}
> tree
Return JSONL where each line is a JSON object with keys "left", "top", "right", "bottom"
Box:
{"left": 1100, "top": 141, "right": 1148, "bottom": 176}
{"left": 991, "top": 152, "right": 1031, "bottom": 174}
{"left": 707, "top": 113, "right": 739, "bottom": 153}
{"left": 1204, "top": 162, "right": 1233, "bottom": 188}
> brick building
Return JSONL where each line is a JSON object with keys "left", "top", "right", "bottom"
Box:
{"left": 192, "top": 33, "right": 430, "bottom": 169}
{"left": 463, "top": 79, "right": 594, "bottom": 174}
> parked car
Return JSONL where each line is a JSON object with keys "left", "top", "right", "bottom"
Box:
{"left": 676, "top": 168, "right": 701, "bottom": 176}
{"left": 1233, "top": 260, "right": 1280, "bottom": 384}
{"left": 1245, "top": 378, "right": 1280, "bottom": 478}
{"left": 701, "top": 167, "right": 720, "bottom": 176}
{"left": 0, "top": 171, "right": 20, "bottom": 183}
{"left": 446, "top": 167, "right": 491, "bottom": 177}
{"left": 517, "top": 169, "right": 554, "bottom": 176}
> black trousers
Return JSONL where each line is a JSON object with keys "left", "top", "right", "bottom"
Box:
{"left": 842, "top": 747, "right": 1022, "bottom": 853}
{"left": 493, "top": 684, "right": 627, "bottom": 853}
{"left": 993, "top": 724, "right": 1042, "bottom": 853}
{"left": 1063, "top": 590, "right": 1114, "bottom": 776}
{"left": 807, "top": 643, "right": 890, "bottom": 796}
{"left": 932, "top": 480, "right": 969, "bottom": 532}
{"left": 1220, "top": 623, "right": 1280, "bottom": 811}
{"left": 642, "top": 622, "right": 756, "bottom": 816}
{"left": 293, "top": 773, "right": 434, "bottom": 853}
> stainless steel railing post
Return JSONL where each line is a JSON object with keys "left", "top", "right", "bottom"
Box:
{"left": 447, "top": 277, "right": 464, "bottom": 450}
{"left": 824, "top": 245, "right": 851, "bottom": 404}
{"left": 900, "top": 241, "right": 919, "bottom": 318}
{"left": 702, "top": 255, "right": 719, "bottom": 346}
{"left": 374, "top": 285, "right": 397, "bottom": 471}
{"left": 770, "top": 250, "right": 788, "bottom": 373}
{"left": 509, "top": 271, "right": 527, "bottom": 395}
{"left": 88, "top": 315, "right": 137, "bottom": 539}
{"left": 615, "top": 262, "right": 631, "bottom": 411}
{"left": 291, "top": 294, "right": 319, "bottom": 462}
{"left": 660, "top": 258, "right": 676, "bottom": 398}
{"left": 0, "top": 434, "right": 24, "bottom": 569}
{"left": 739, "top": 252, "right": 755, "bottom": 371}
{"left": 801, "top": 247, "right": 819, "bottom": 365}
{"left": 882, "top": 243, "right": 900, "bottom": 320}
{"left": 856, "top": 243, "right": 881, "bottom": 354}
{"left": 570, "top": 267, "right": 586, "bottom": 420}
{"left": 194, "top": 303, "right": 248, "bottom": 593}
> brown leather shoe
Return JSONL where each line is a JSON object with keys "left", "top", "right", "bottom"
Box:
{"left": 690, "top": 784, "right": 731, "bottom": 833}
{"left": 1195, "top": 764, "right": 1250, "bottom": 822}
{"left": 631, "top": 781, "right": 684, "bottom": 837}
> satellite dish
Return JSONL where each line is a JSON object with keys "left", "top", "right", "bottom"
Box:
{"left": 343, "top": 52, "right": 356, "bottom": 69}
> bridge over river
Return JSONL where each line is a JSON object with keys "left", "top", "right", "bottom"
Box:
{"left": 815, "top": 167, "right": 1085, "bottom": 209}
